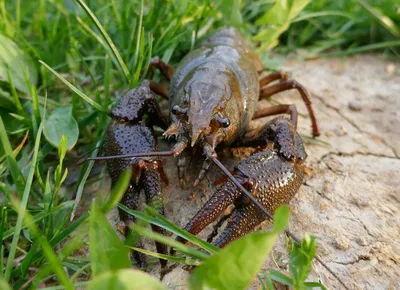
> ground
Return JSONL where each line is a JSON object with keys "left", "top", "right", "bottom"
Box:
{"left": 96, "top": 54, "right": 399, "bottom": 290}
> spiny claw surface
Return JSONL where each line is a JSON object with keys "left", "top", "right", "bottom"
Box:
{"left": 178, "top": 117, "right": 307, "bottom": 247}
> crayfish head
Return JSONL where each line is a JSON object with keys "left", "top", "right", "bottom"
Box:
{"left": 170, "top": 63, "right": 236, "bottom": 148}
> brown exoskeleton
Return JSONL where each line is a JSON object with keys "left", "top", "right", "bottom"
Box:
{"left": 92, "top": 27, "right": 319, "bottom": 231}
{"left": 104, "top": 81, "right": 169, "bottom": 268}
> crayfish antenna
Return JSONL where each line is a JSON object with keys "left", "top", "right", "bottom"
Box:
{"left": 87, "top": 140, "right": 188, "bottom": 161}
{"left": 77, "top": 146, "right": 103, "bottom": 165}
{"left": 203, "top": 144, "right": 350, "bottom": 290}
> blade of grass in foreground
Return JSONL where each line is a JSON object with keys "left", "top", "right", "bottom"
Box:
{"left": 128, "top": 246, "right": 199, "bottom": 265}
{"left": 0, "top": 116, "right": 26, "bottom": 195}
{"left": 4, "top": 122, "right": 44, "bottom": 281}
{"left": 90, "top": 202, "right": 131, "bottom": 276}
{"left": 292, "top": 11, "right": 354, "bottom": 23}
{"left": 39, "top": 60, "right": 108, "bottom": 113}
{"left": 133, "top": 224, "right": 209, "bottom": 261}
{"left": 9, "top": 197, "right": 74, "bottom": 289}
{"left": 70, "top": 140, "right": 102, "bottom": 221}
{"left": 75, "top": 0, "right": 131, "bottom": 83}
{"left": 2, "top": 202, "right": 73, "bottom": 240}
{"left": 119, "top": 205, "right": 219, "bottom": 254}
{"left": 147, "top": 206, "right": 220, "bottom": 254}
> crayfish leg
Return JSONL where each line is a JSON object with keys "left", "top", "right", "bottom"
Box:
{"left": 193, "top": 158, "right": 212, "bottom": 187}
{"left": 240, "top": 116, "right": 307, "bottom": 161}
{"left": 177, "top": 149, "right": 191, "bottom": 189}
{"left": 142, "top": 167, "right": 169, "bottom": 268}
{"left": 118, "top": 182, "right": 148, "bottom": 268}
{"left": 258, "top": 72, "right": 320, "bottom": 137}
{"left": 147, "top": 56, "right": 176, "bottom": 81}
{"left": 252, "top": 104, "right": 298, "bottom": 129}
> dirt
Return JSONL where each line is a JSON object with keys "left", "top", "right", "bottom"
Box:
{"left": 94, "top": 54, "right": 399, "bottom": 290}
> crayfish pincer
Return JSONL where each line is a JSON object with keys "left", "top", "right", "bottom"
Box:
{"left": 103, "top": 80, "right": 169, "bottom": 268}
{"left": 177, "top": 116, "right": 306, "bottom": 247}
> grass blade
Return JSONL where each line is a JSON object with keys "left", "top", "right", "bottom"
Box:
{"left": 90, "top": 202, "right": 131, "bottom": 276}
{"left": 10, "top": 198, "right": 73, "bottom": 289}
{"left": 5, "top": 64, "right": 23, "bottom": 113}
{"left": 2, "top": 202, "right": 73, "bottom": 240}
{"left": 0, "top": 116, "right": 26, "bottom": 195}
{"left": 4, "top": 122, "right": 44, "bottom": 281}
{"left": 357, "top": 0, "right": 400, "bottom": 38}
{"left": 102, "top": 168, "right": 131, "bottom": 213}
{"left": 39, "top": 60, "right": 108, "bottom": 113}
{"left": 71, "top": 125, "right": 105, "bottom": 221}
{"left": 133, "top": 224, "right": 209, "bottom": 261}
{"left": 75, "top": 0, "right": 131, "bottom": 83}
{"left": 119, "top": 205, "right": 219, "bottom": 254}
{"left": 320, "top": 40, "right": 400, "bottom": 58}
{"left": 129, "top": 246, "right": 200, "bottom": 265}
{"left": 292, "top": 11, "right": 354, "bottom": 23}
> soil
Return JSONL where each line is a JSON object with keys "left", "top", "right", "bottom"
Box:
{"left": 93, "top": 54, "right": 400, "bottom": 290}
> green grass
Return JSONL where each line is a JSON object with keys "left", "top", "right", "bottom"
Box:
{"left": 0, "top": 0, "right": 399, "bottom": 289}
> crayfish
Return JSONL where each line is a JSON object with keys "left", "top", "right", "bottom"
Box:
{"left": 91, "top": 27, "right": 348, "bottom": 288}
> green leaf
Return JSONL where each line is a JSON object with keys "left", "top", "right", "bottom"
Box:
{"left": 221, "top": 0, "right": 243, "bottom": 27}
{"left": 319, "top": 40, "right": 400, "bottom": 58}
{"left": 269, "top": 269, "right": 293, "bottom": 286}
{"left": 0, "top": 33, "right": 38, "bottom": 94}
{"left": 273, "top": 205, "right": 290, "bottom": 233}
{"left": 289, "top": 234, "right": 317, "bottom": 288}
{"left": 260, "top": 272, "right": 275, "bottom": 290}
{"left": 87, "top": 269, "right": 167, "bottom": 290}
{"left": 90, "top": 202, "right": 131, "bottom": 276}
{"left": 58, "top": 135, "right": 68, "bottom": 160}
{"left": 189, "top": 231, "right": 280, "bottom": 290}
{"left": 0, "top": 277, "right": 12, "bottom": 290}
{"left": 254, "top": 0, "right": 311, "bottom": 50}
{"left": 304, "top": 281, "right": 328, "bottom": 290}
{"left": 43, "top": 106, "right": 79, "bottom": 150}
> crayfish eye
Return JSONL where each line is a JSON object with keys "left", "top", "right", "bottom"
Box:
{"left": 214, "top": 114, "right": 230, "bottom": 128}
{"left": 171, "top": 105, "right": 187, "bottom": 116}
{"left": 220, "top": 118, "right": 230, "bottom": 128}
